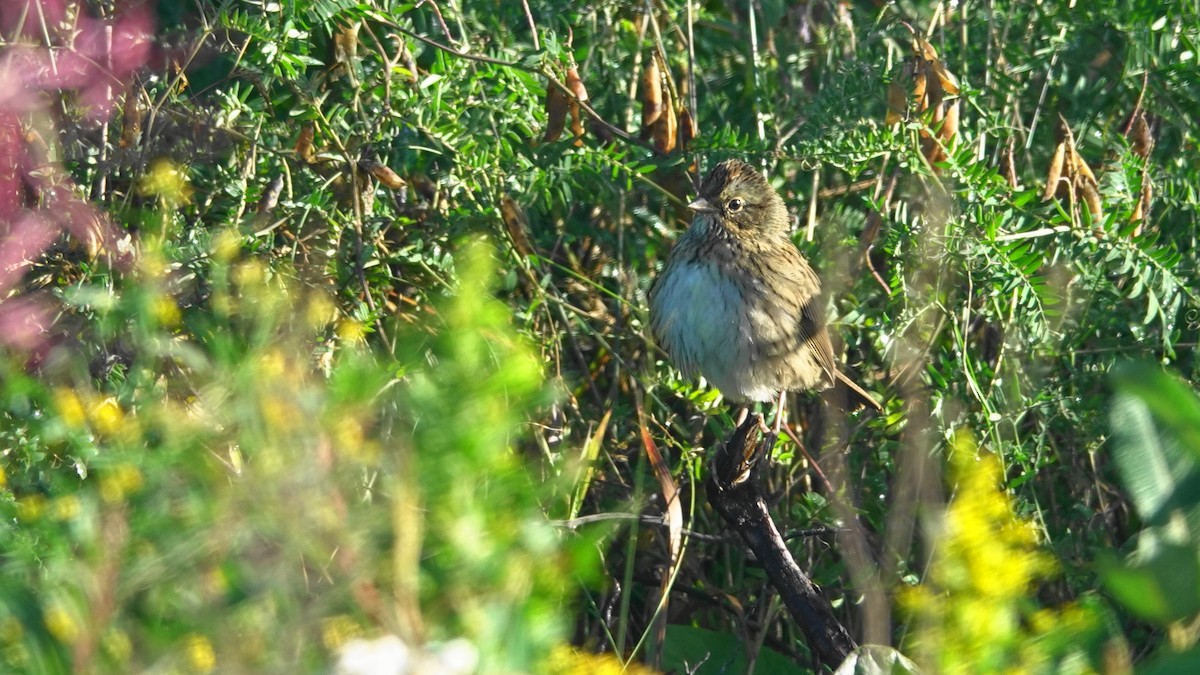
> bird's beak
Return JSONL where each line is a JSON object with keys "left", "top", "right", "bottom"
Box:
{"left": 688, "top": 198, "right": 716, "bottom": 213}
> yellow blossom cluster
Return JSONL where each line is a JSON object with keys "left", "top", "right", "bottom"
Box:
{"left": 901, "top": 429, "right": 1096, "bottom": 673}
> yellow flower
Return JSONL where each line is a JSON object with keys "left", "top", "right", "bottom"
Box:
{"left": 337, "top": 319, "right": 366, "bottom": 343}
{"left": 89, "top": 397, "right": 125, "bottom": 437}
{"left": 141, "top": 159, "right": 194, "bottom": 207}
{"left": 16, "top": 495, "right": 45, "bottom": 521}
{"left": 153, "top": 295, "right": 182, "bottom": 327}
{"left": 901, "top": 429, "right": 1075, "bottom": 673}
{"left": 43, "top": 603, "right": 79, "bottom": 644}
{"left": 321, "top": 615, "right": 363, "bottom": 650}
{"left": 541, "top": 645, "right": 660, "bottom": 675}
{"left": 211, "top": 229, "right": 242, "bottom": 263}
{"left": 50, "top": 495, "right": 80, "bottom": 521}
{"left": 233, "top": 260, "right": 265, "bottom": 288}
{"left": 0, "top": 614, "right": 23, "bottom": 644}
{"left": 306, "top": 294, "right": 337, "bottom": 328}
{"left": 103, "top": 628, "right": 132, "bottom": 663}
{"left": 99, "top": 465, "right": 143, "bottom": 503}
{"left": 184, "top": 633, "right": 216, "bottom": 673}
{"left": 53, "top": 388, "right": 87, "bottom": 429}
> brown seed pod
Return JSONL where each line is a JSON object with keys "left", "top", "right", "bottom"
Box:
{"left": 295, "top": 124, "right": 316, "bottom": 164}
{"left": 653, "top": 91, "right": 677, "bottom": 154}
{"left": 888, "top": 76, "right": 902, "bottom": 125}
{"left": 1077, "top": 176, "right": 1103, "bottom": 221}
{"left": 678, "top": 107, "right": 695, "bottom": 152}
{"left": 938, "top": 99, "right": 960, "bottom": 145}
{"left": 1132, "top": 169, "right": 1152, "bottom": 233}
{"left": 1002, "top": 139, "right": 1019, "bottom": 190}
{"left": 361, "top": 160, "right": 406, "bottom": 190}
{"left": 1042, "top": 143, "right": 1065, "bottom": 201}
{"left": 641, "top": 57, "right": 663, "bottom": 132}
{"left": 543, "top": 79, "right": 568, "bottom": 143}
{"left": 566, "top": 67, "right": 589, "bottom": 147}
{"left": 257, "top": 175, "right": 284, "bottom": 214}
{"left": 500, "top": 196, "right": 533, "bottom": 256}
{"left": 1128, "top": 111, "right": 1153, "bottom": 160}
{"left": 120, "top": 82, "right": 143, "bottom": 149}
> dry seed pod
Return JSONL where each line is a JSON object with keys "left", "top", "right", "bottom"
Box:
{"left": 653, "top": 91, "right": 677, "bottom": 154}
{"left": 938, "top": 99, "right": 960, "bottom": 144}
{"left": 641, "top": 57, "right": 663, "bottom": 131}
{"left": 1132, "top": 169, "right": 1152, "bottom": 231}
{"left": 1042, "top": 115, "right": 1075, "bottom": 201}
{"left": 1043, "top": 115, "right": 1104, "bottom": 221}
{"left": 1069, "top": 146, "right": 1097, "bottom": 186}
{"left": 1042, "top": 140, "right": 1066, "bottom": 201}
{"left": 295, "top": 124, "right": 316, "bottom": 164}
{"left": 543, "top": 79, "right": 569, "bottom": 143}
{"left": 1002, "top": 139, "right": 1019, "bottom": 190}
{"left": 911, "top": 62, "right": 929, "bottom": 113}
{"left": 334, "top": 23, "right": 360, "bottom": 66}
{"left": 1128, "top": 111, "right": 1153, "bottom": 160}
{"left": 887, "top": 31, "right": 961, "bottom": 167}
{"left": 566, "top": 68, "right": 589, "bottom": 146}
{"left": 119, "top": 82, "right": 143, "bottom": 149}
{"left": 362, "top": 160, "right": 406, "bottom": 190}
{"left": 500, "top": 196, "right": 533, "bottom": 256}
{"left": 1077, "top": 177, "right": 1103, "bottom": 220}
{"left": 885, "top": 65, "right": 910, "bottom": 125}
{"left": 678, "top": 107, "right": 695, "bottom": 151}
{"left": 923, "top": 42, "right": 960, "bottom": 96}
{"left": 257, "top": 175, "right": 284, "bottom": 214}
{"left": 410, "top": 173, "right": 437, "bottom": 203}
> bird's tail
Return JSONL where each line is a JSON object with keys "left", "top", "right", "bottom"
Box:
{"left": 833, "top": 370, "right": 883, "bottom": 412}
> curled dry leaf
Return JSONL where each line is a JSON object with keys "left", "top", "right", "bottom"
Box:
{"left": 500, "top": 196, "right": 533, "bottom": 256}
{"left": 566, "top": 67, "right": 589, "bottom": 147}
{"left": 542, "top": 78, "right": 568, "bottom": 143}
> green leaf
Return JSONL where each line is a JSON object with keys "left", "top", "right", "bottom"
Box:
{"left": 834, "top": 645, "right": 921, "bottom": 675}
{"left": 1140, "top": 648, "right": 1200, "bottom": 675}
{"left": 1100, "top": 542, "right": 1200, "bottom": 624}
{"left": 1112, "top": 362, "right": 1200, "bottom": 463}
{"left": 661, "top": 626, "right": 805, "bottom": 675}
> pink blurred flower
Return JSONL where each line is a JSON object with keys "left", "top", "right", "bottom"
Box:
{"left": 0, "top": 0, "right": 155, "bottom": 354}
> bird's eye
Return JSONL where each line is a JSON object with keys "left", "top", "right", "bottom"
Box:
{"left": 727, "top": 198, "right": 745, "bottom": 212}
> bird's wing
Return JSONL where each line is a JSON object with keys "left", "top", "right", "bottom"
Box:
{"left": 797, "top": 299, "right": 838, "bottom": 379}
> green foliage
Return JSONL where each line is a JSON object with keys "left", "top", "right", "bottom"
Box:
{"left": 1105, "top": 364, "right": 1200, "bottom": 648}
{"left": 0, "top": 231, "right": 583, "bottom": 671}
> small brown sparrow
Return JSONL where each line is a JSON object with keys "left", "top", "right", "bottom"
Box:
{"left": 649, "top": 159, "right": 879, "bottom": 428}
